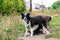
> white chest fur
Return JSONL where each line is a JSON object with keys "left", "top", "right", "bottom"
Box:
{"left": 22, "top": 19, "right": 38, "bottom": 30}
{"left": 22, "top": 20, "right": 31, "bottom": 27}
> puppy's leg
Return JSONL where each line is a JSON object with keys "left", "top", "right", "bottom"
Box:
{"left": 39, "top": 24, "right": 43, "bottom": 33}
{"left": 30, "top": 27, "right": 33, "bottom": 37}
{"left": 33, "top": 26, "right": 40, "bottom": 35}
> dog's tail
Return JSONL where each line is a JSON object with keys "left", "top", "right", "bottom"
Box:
{"left": 46, "top": 16, "right": 52, "bottom": 22}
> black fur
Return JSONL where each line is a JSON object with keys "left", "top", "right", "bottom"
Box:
{"left": 33, "top": 16, "right": 52, "bottom": 35}
{"left": 28, "top": 16, "right": 52, "bottom": 35}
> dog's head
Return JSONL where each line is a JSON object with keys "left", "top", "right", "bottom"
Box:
{"left": 21, "top": 13, "right": 30, "bottom": 20}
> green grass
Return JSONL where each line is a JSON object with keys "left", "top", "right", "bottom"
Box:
{"left": 0, "top": 16, "right": 25, "bottom": 40}
{"left": 45, "top": 16, "right": 60, "bottom": 38}
{"left": 0, "top": 10, "right": 60, "bottom": 40}
{"left": 16, "top": 24, "right": 25, "bottom": 33}
{"left": 0, "top": 16, "right": 59, "bottom": 40}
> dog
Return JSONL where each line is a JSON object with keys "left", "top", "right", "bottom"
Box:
{"left": 28, "top": 16, "right": 52, "bottom": 35}
{"left": 21, "top": 13, "right": 50, "bottom": 37}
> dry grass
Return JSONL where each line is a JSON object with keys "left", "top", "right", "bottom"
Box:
{"left": 0, "top": 9, "right": 60, "bottom": 40}
{"left": 0, "top": 15, "right": 25, "bottom": 40}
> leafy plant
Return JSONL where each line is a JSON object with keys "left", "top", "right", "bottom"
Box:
{"left": 0, "top": 0, "right": 26, "bottom": 16}
{"left": 52, "top": 1, "right": 60, "bottom": 9}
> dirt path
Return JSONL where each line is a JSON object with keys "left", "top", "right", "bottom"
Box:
{"left": 18, "top": 34, "right": 60, "bottom": 40}
{"left": 18, "top": 27, "right": 60, "bottom": 40}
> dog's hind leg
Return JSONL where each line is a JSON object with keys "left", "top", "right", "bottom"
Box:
{"left": 43, "top": 23, "right": 50, "bottom": 34}
{"left": 30, "top": 27, "right": 33, "bottom": 37}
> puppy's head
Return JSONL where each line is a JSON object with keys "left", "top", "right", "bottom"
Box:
{"left": 21, "top": 13, "right": 30, "bottom": 20}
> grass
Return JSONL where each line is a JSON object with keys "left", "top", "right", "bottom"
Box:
{"left": 31, "top": 9, "right": 60, "bottom": 39}
{"left": 0, "top": 9, "right": 60, "bottom": 40}
{"left": 45, "top": 16, "right": 60, "bottom": 38}
{"left": 0, "top": 15, "right": 25, "bottom": 40}
{"left": 25, "top": 10, "right": 60, "bottom": 39}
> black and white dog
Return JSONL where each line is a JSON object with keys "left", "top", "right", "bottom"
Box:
{"left": 21, "top": 13, "right": 51, "bottom": 37}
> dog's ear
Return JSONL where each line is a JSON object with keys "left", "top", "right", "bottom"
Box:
{"left": 27, "top": 13, "right": 30, "bottom": 16}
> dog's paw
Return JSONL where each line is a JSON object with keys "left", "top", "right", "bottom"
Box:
{"left": 30, "top": 34, "right": 33, "bottom": 37}
{"left": 46, "top": 31, "right": 50, "bottom": 34}
{"left": 24, "top": 33, "right": 30, "bottom": 37}
{"left": 24, "top": 34, "right": 27, "bottom": 37}
{"left": 30, "top": 35, "right": 33, "bottom": 37}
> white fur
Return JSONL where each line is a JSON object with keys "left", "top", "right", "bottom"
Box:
{"left": 22, "top": 19, "right": 32, "bottom": 36}
{"left": 46, "top": 26, "right": 50, "bottom": 34}
{"left": 24, "top": 14, "right": 27, "bottom": 20}
{"left": 30, "top": 27, "right": 33, "bottom": 37}
{"left": 42, "top": 24, "right": 50, "bottom": 34}
{"left": 40, "top": 29, "right": 43, "bottom": 31}
{"left": 46, "top": 30, "right": 50, "bottom": 34}
{"left": 33, "top": 25, "right": 38, "bottom": 30}
{"left": 28, "top": 21, "right": 34, "bottom": 37}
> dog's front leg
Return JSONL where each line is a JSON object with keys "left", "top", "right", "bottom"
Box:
{"left": 24, "top": 26, "right": 28, "bottom": 36}
{"left": 30, "top": 28, "right": 33, "bottom": 37}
